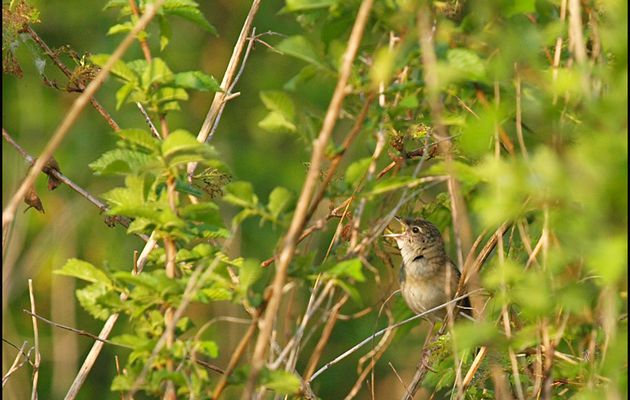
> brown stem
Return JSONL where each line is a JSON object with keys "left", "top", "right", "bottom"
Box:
{"left": 306, "top": 93, "right": 375, "bottom": 220}
{"left": 24, "top": 25, "right": 120, "bottom": 132}
{"left": 242, "top": 3, "right": 374, "bottom": 394}
{"left": 303, "top": 295, "right": 348, "bottom": 381}
{"left": 2, "top": 128, "right": 141, "bottom": 235}
{"left": 128, "top": 0, "right": 153, "bottom": 62}
{"left": 211, "top": 320, "right": 258, "bottom": 399}
{"left": 3, "top": 0, "right": 165, "bottom": 248}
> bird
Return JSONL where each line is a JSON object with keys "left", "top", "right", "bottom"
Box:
{"left": 384, "top": 217, "right": 471, "bottom": 322}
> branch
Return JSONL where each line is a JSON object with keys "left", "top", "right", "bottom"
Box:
{"left": 242, "top": 1, "right": 375, "bottom": 396}
{"left": 2, "top": 0, "right": 165, "bottom": 245}
{"left": 193, "top": 0, "right": 262, "bottom": 145}
{"left": 24, "top": 25, "right": 121, "bottom": 132}
{"left": 2, "top": 340, "right": 32, "bottom": 387}
{"left": 2, "top": 128, "right": 141, "bottom": 236}
{"left": 64, "top": 232, "right": 158, "bottom": 400}
{"left": 308, "top": 291, "right": 481, "bottom": 383}
{"left": 28, "top": 280, "right": 41, "bottom": 400}
{"left": 22, "top": 310, "right": 131, "bottom": 348}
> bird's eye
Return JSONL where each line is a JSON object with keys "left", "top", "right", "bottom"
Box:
{"left": 411, "top": 227, "right": 420, "bottom": 233}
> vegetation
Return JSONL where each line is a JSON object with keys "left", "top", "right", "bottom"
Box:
{"left": 3, "top": 0, "right": 627, "bottom": 399}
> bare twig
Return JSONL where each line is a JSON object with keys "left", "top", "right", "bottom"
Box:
{"left": 64, "top": 232, "right": 157, "bottom": 400}
{"left": 28, "top": 280, "right": 40, "bottom": 400}
{"left": 308, "top": 291, "right": 480, "bottom": 383}
{"left": 136, "top": 102, "right": 161, "bottom": 139}
{"left": 24, "top": 26, "right": 121, "bottom": 132}
{"left": 192, "top": 0, "right": 262, "bottom": 146}
{"left": 2, "top": 340, "right": 32, "bottom": 387}
{"left": 128, "top": 0, "right": 152, "bottom": 62}
{"left": 2, "top": 129, "right": 142, "bottom": 236}
{"left": 211, "top": 319, "right": 258, "bottom": 399}
{"left": 306, "top": 93, "right": 376, "bottom": 220}
{"left": 242, "top": 1, "right": 375, "bottom": 396}
{"left": 303, "top": 295, "right": 349, "bottom": 381}
{"left": 22, "top": 310, "right": 131, "bottom": 348}
{"left": 514, "top": 67, "right": 530, "bottom": 162}
{"left": 2, "top": 0, "right": 165, "bottom": 245}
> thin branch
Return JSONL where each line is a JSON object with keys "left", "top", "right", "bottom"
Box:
{"left": 128, "top": 0, "right": 152, "bottom": 62}
{"left": 28, "top": 280, "right": 40, "bottom": 400}
{"left": 306, "top": 93, "right": 376, "bottom": 220}
{"left": 64, "top": 232, "right": 157, "bottom": 400}
{"left": 514, "top": 67, "right": 530, "bottom": 162}
{"left": 242, "top": 1, "right": 375, "bottom": 396}
{"left": 136, "top": 102, "right": 161, "bottom": 139}
{"left": 2, "top": 129, "right": 142, "bottom": 236}
{"left": 2, "top": 0, "right": 166, "bottom": 245}
{"left": 2, "top": 340, "right": 32, "bottom": 387}
{"left": 24, "top": 26, "right": 121, "bottom": 132}
{"left": 308, "top": 291, "right": 481, "bottom": 383}
{"left": 303, "top": 294, "right": 349, "bottom": 381}
{"left": 192, "top": 0, "right": 262, "bottom": 145}
{"left": 211, "top": 319, "right": 258, "bottom": 399}
{"left": 22, "top": 310, "right": 131, "bottom": 348}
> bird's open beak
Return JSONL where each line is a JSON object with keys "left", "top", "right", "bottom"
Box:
{"left": 383, "top": 216, "right": 406, "bottom": 238}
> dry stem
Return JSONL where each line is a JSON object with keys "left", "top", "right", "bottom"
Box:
{"left": 242, "top": 2, "right": 374, "bottom": 396}
{"left": 2, "top": 0, "right": 165, "bottom": 246}
{"left": 24, "top": 26, "right": 121, "bottom": 132}
{"left": 28, "top": 279, "right": 40, "bottom": 400}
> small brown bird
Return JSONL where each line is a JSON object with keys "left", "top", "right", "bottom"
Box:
{"left": 384, "top": 218, "right": 470, "bottom": 321}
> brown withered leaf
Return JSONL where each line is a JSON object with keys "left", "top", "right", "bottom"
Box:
{"left": 341, "top": 222, "right": 353, "bottom": 242}
{"left": 24, "top": 185, "right": 45, "bottom": 214}
{"left": 42, "top": 156, "right": 62, "bottom": 190}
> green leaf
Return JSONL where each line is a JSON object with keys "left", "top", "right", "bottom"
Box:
{"left": 110, "top": 334, "right": 145, "bottom": 348}
{"left": 89, "top": 149, "right": 156, "bottom": 175}
{"left": 327, "top": 258, "right": 365, "bottom": 282}
{"left": 239, "top": 258, "right": 262, "bottom": 293}
{"left": 283, "top": 0, "right": 338, "bottom": 12}
{"left": 76, "top": 282, "right": 112, "bottom": 320}
{"left": 173, "top": 71, "right": 220, "bottom": 91}
{"left": 196, "top": 286, "right": 233, "bottom": 302}
{"left": 505, "top": 0, "right": 536, "bottom": 17}
{"left": 223, "top": 181, "right": 258, "bottom": 207}
{"left": 180, "top": 203, "right": 223, "bottom": 225}
{"left": 345, "top": 157, "right": 371, "bottom": 186}
{"left": 90, "top": 54, "right": 137, "bottom": 83}
{"left": 267, "top": 187, "right": 294, "bottom": 219}
{"left": 54, "top": 258, "right": 112, "bottom": 286}
{"left": 399, "top": 94, "right": 419, "bottom": 109}
{"left": 102, "top": 175, "right": 146, "bottom": 209}
{"left": 107, "top": 22, "right": 133, "bottom": 36}
{"left": 259, "top": 91, "right": 295, "bottom": 120}
{"left": 115, "top": 82, "right": 136, "bottom": 110}
{"left": 154, "top": 86, "right": 189, "bottom": 104}
{"left": 446, "top": 49, "right": 486, "bottom": 82}
{"left": 161, "top": 129, "right": 202, "bottom": 158}
{"left": 197, "top": 340, "right": 219, "bottom": 358}
{"left": 262, "top": 370, "right": 301, "bottom": 395}
{"left": 117, "top": 129, "right": 160, "bottom": 152}
{"left": 158, "top": 15, "right": 171, "bottom": 51}
{"left": 111, "top": 375, "right": 134, "bottom": 391}
{"left": 258, "top": 111, "right": 297, "bottom": 134}
{"left": 334, "top": 279, "right": 362, "bottom": 305}
{"left": 144, "top": 57, "right": 173, "bottom": 86}
{"left": 163, "top": 1, "right": 218, "bottom": 36}
{"left": 276, "top": 35, "right": 326, "bottom": 69}
{"left": 453, "top": 320, "right": 499, "bottom": 351}
{"left": 366, "top": 176, "right": 419, "bottom": 196}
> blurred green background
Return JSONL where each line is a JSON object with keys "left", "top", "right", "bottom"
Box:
{"left": 3, "top": 1, "right": 416, "bottom": 399}
{"left": 3, "top": 0, "right": 628, "bottom": 399}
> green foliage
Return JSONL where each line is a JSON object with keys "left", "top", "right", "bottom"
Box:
{"left": 3, "top": 0, "right": 627, "bottom": 398}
